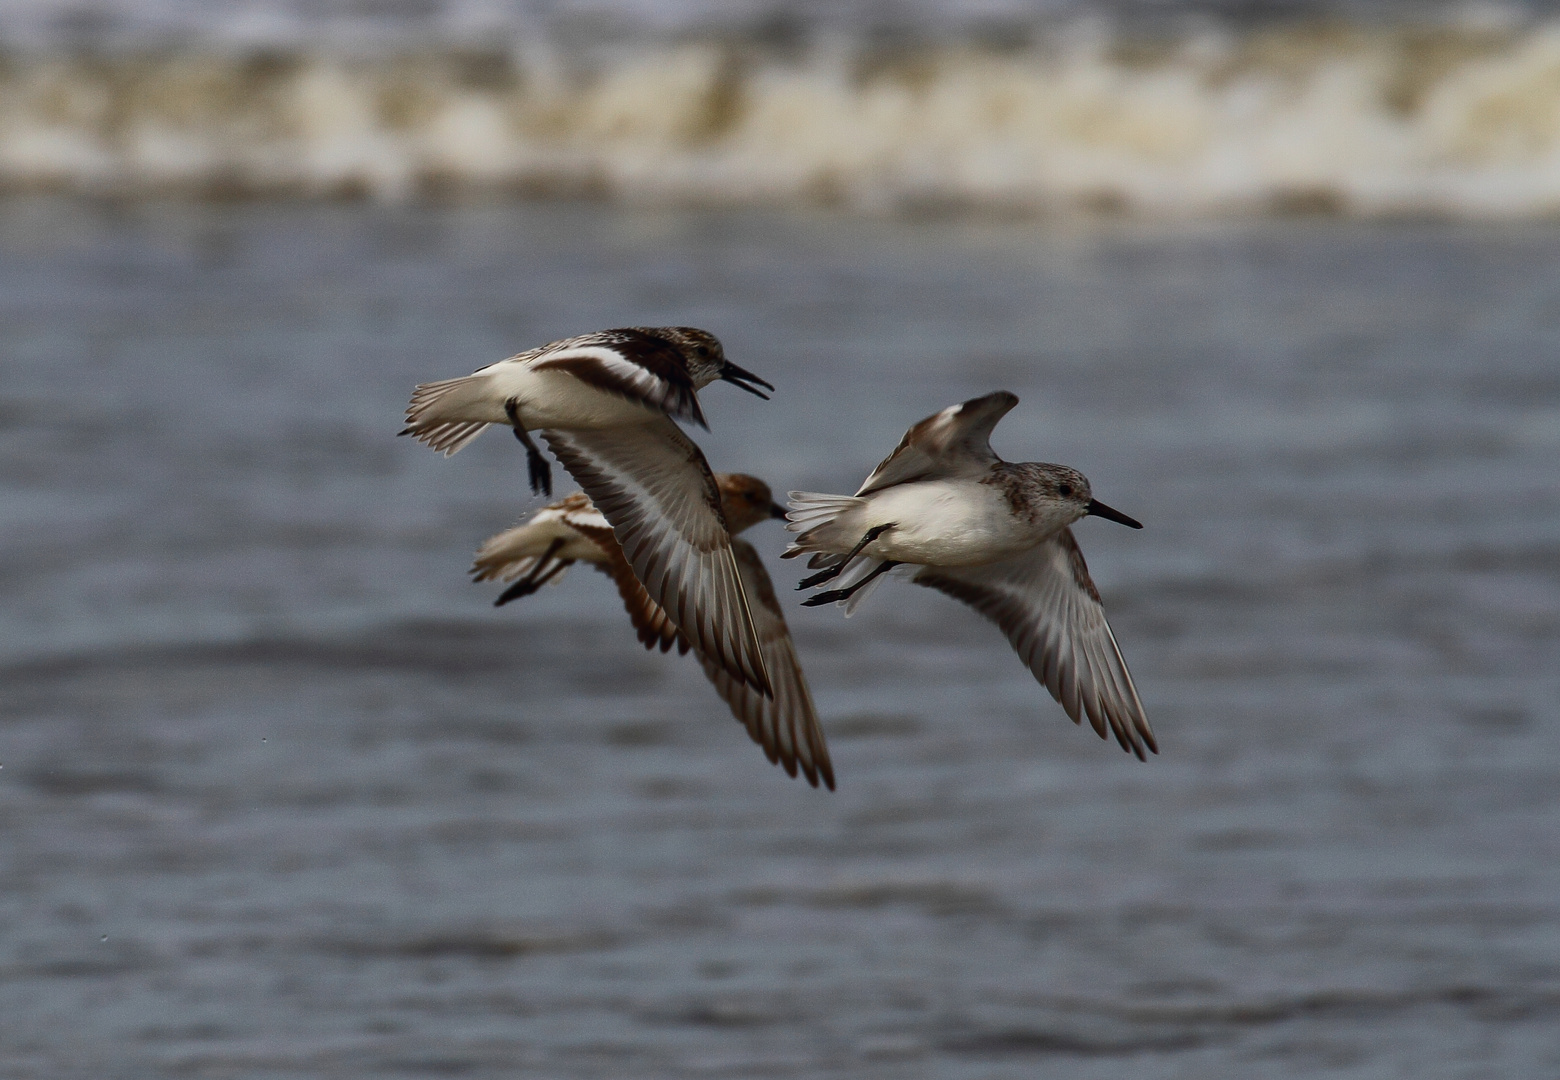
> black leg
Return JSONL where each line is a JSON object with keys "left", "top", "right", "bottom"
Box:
{"left": 495, "top": 544, "right": 571, "bottom": 606}
{"left": 504, "top": 399, "right": 552, "bottom": 497}
{"left": 802, "top": 560, "right": 901, "bottom": 607}
{"left": 495, "top": 559, "right": 570, "bottom": 605}
{"left": 796, "top": 523, "right": 894, "bottom": 590}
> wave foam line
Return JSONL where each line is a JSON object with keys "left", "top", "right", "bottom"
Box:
{"left": 10, "top": 26, "right": 1560, "bottom": 216}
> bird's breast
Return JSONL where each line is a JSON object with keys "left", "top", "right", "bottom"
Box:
{"left": 485, "top": 365, "right": 663, "bottom": 429}
{"left": 865, "top": 481, "right": 1039, "bottom": 566}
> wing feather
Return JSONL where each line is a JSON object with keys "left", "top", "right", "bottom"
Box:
{"left": 697, "top": 540, "right": 835, "bottom": 789}
{"left": 912, "top": 529, "right": 1156, "bottom": 759}
{"left": 541, "top": 421, "right": 772, "bottom": 697}
{"left": 481, "top": 492, "right": 829, "bottom": 784}
{"left": 572, "top": 521, "right": 689, "bottom": 654}
{"left": 855, "top": 391, "right": 1019, "bottom": 496}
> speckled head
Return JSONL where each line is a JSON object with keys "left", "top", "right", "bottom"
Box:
{"left": 648, "top": 326, "right": 774, "bottom": 399}
{"left": 1010, "top": 463, "right": 1143, "bottom": 531}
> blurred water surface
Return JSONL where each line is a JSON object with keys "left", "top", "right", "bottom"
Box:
{"left": 1, "top": 198, "right": 1559, "bottom": 1077}
{"left": 14, "top": 0, "right": 1560, "bottom": 214}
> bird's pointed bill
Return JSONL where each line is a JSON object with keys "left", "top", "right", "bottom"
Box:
{"left": 719, "top": 361, "right": 775, "bottom": 399}
{"left": 1086, "top": 499, "right": 1143, "bottom": 529}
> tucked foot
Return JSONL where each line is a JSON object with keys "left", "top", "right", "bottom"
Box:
{"left": 494, "top": 540, "right": 569, "bottom": 606}
{"left": 495, "top": 559, "right": 569, "bottom": 605}
{"left": 505, "top": 399, "right": 552, "bottom": 497}
{"left": 797, "top": 563, "right": 846, "bottom": 590}
{"left": 801, "top": 559, "right": 900, "bottom": 607}
{"left": 795, "top": 524, "right": 894, "bottom": 590}
{"left": 525, "top": 448, "right": 552, "bottom": 498}
{"left": 801, "top": 588, "right": 849, "bottom": 607}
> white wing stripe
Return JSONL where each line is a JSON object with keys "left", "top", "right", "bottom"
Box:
{"left": 536, "top": 345, "right": 671, "bottom": 398}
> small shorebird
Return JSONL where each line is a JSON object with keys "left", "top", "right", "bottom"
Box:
{"left": 472, "top": 475, "right": 834, "bottom": 789}
{"left": 401, "top": 326, "right": 771, "bottom": 497}
{"left": 784, "top": 391, "right": 1155, "bottom": 759}
{"left": 403, "top": 327, "right": 776, "bottom": 697}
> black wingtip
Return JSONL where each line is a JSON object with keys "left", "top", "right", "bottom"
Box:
{"left": 960, "top": 390, "right": 1020, "bottom": 413}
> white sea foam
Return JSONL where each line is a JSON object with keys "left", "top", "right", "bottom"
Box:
{"left": 9, "top": 21, "right": 1560, "bottom": 215}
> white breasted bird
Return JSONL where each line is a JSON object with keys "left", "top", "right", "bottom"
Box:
{"left": 401, "top": 326, "right": 772, "bottom": 495}
{"left": 472, "top": 475, "right": 834, "bottom": 789}
{"left": 784, "top": 391, "right": 1155, "bottom": 759}
{"left": 403, "top": 327, "right": 776, "bottom": 698}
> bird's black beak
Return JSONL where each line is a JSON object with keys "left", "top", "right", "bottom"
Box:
{"left": 769, "top": 501, "right": 788, "bottom": 520}
{"left": 720, "top": 361, "right": 775, "bottom": 400}
{"left": 1086, "top": 499, "right": 1143, "bottom": 529}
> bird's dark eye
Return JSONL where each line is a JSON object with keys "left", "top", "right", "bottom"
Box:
{"left": 1058, "top": 484, "right": 1074, "bottom": 498}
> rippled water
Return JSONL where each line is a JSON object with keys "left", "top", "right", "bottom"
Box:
{"left": 2, "top": 198, "right": 1559, "bottom": 1077}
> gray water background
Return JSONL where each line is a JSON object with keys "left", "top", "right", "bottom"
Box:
{"left": 1, "top": 198, "right": 1559, "bottom": 1077}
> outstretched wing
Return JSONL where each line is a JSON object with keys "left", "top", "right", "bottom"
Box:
{"left": 912, "top": 528, "right": 1156, "bottom": 759}
{"left": 572, "top": 520, "right": 689, "bottom": 655}
{"left": 697, "top": 540, "right": 835, "bottom": 789}
{"left": 541, "top": 420, "right": 772, "bottom": 697}
{"left": 553, "top": 525, "right": 830, "bottom": 786}
{"left": 855, "top": 391, "right": 1019, "bottom": 496}
{"left": 476, "top": 489, "right": 828, "bottom": 784}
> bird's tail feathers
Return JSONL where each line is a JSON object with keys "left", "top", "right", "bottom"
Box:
{"left": 784, "top": 491, "right": 863, "bottom": 531}
{"left": 402, "top": 375, "right": 494, "bottom": 455}
{"left": 782, "top": 491, "right": 867, "bottom": 558}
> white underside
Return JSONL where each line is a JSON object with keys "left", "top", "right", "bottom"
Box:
{"left": 483, "top": 517, "right": 607, "bottom": 566}
{"left": 471, "top": 511, "right": 613, "bottom": 583}
{"left": 439, "top": 363, "right": 663, "bottom": 430}
{"left": 803, "top": 480, "right": 1043, "bottom": 567}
